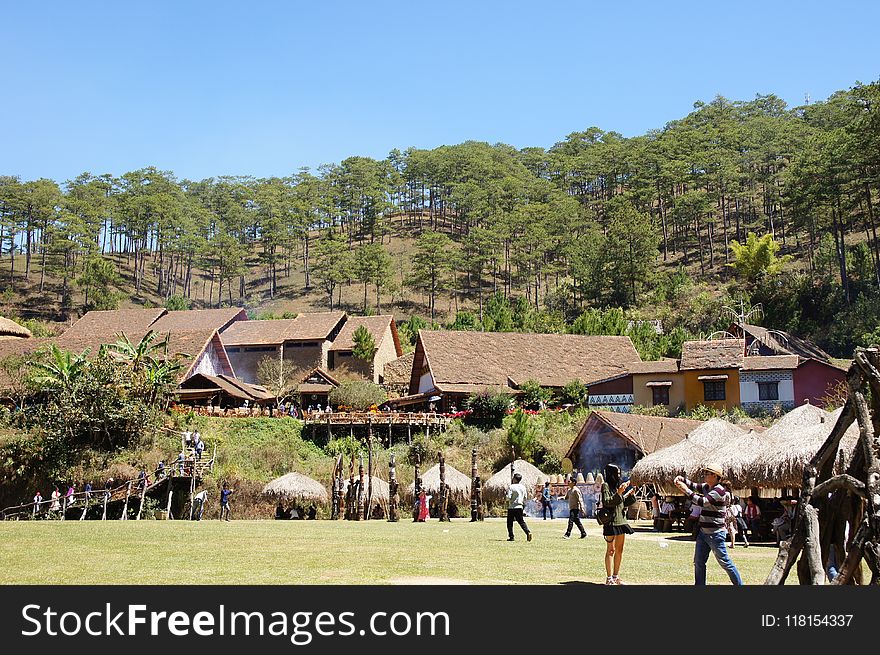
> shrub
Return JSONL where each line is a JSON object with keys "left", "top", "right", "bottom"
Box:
{"left": 328, "top": 381, "right": 387, "bottom": 411}
{"left": 463, "top": 390, "right": 512, "bottom": 428}
{"left": 518, "top": 379, "right": 551, "bottom": 410}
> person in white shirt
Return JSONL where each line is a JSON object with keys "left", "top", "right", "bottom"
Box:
{"left": 727, "top": 496, "right": 749, "bottom": 548}
{"left": 193, "top": 489, "right": 208, "bottom": 520}
{"left": 506, "top": 472, "right": 532, "bottom": 542}
{"left": 660, "top": 497, "right": 676, "bottom": 531}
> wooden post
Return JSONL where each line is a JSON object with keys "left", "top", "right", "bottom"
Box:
{"left": 102, "top": 490, "right": 109, "bottom": 520}
{"left": 345, "top": 455, "right": 355, "bottom": 520}
{"left": 136, "top": 480, "right": 148, "bottom": 520}
{"left": 60, "top": 495, "right": 67, "bottom": 521}
{"left": 438, "top": 451, "right": 449, "bottom": 522}
{"left": 357, "top": 453, "right": 365, "bottom": 521}
{"left": 388, "top": 454, "right": 399, "bottom": 522}
{"left": 412, "top": 456, "right": 421, "bottom": 522}
{"left": 121, "top": 481, "right": 132, "bottom": 520}
{"left": 388, "top": 417, "right": 392, "bottom": 448}
{"left": 366, "top": 417, "right": 374, "bottom": 520}
{"left": 331, "top": 454, "right": 343, "bottom": 520}
{"left": 471, "top": 448, "right": 479, "bottom": 522}
{"left": 166, "top": 488, "right": 174, "bottom": 520}
{"left": 407, "top": 421, "right": 411, "bottom": 445}
{"left": 80, "top": 494, "right": 89, "bottom": 521}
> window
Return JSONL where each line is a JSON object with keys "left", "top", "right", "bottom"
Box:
{"left": 651, "top": 386, "right": 670, "bottom": 406}
{"left": 703, "top": 380, "right": 726, "bottom": 401}
{"left": 758, "top": 381, "right": 779, "bottom": 401}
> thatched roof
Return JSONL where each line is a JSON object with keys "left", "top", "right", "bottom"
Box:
{"left": 383, "top": 352, "right": 414, "bottom": 386}
{"left": 263, "top": 472, "right": 329, "bottom": 502}
{"left": 329, "top": 315, "right": 402, "bottom": 357}
{"left": 630, "top": 418, "right": 747, "bottom": 485}
{"left": 747, "top": 405, "right": 859, "bottom": 488}
{"left": 415, "top": 330, "right": 642, "bottom": 390}
{"left": 708, "top": 427, "right": 770, "bottom": 488}
{"left": 0, "top": 317, "right": 32, "bottom": 339}
{"left": 484, "top": 459, "right": 548, "bottom": 494}
{"left": 680, "top": 339, "right": 743, "bottom": 370}
{"left": 566, "top": 411, "right": 703, "bottom": 461}
{"left": 342, "top": 475, "right": 391, "bottom": 503}
{"left": 406, "top": 463, "right": 471, "bottom": 499}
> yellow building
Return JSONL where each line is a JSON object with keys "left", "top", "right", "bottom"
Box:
{"left": 679, "top": 339, "right": 743, "bottom": 412}
{"left": 630, "top": 359, "right": 685, "bottom": 414}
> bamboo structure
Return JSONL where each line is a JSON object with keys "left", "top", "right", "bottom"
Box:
{"left": 765, "top": 347, "right": 880, "bottom": 585}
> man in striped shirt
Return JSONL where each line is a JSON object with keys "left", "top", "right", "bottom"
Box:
{"left": 674, "top": 463, "right": 743, "bottom": 585}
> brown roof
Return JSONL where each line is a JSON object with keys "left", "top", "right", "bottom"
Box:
{"left": 433, "top": 382, "right": 520, "bottom": 395}
{"left": 417, "top": 330, "right": 642, "bottom": 389}
{"left": 741, "top": 355, "right": 799, "bottom": 371}
{"left": 221, "top": 312, "right": 346, "bottom": 346}
{"left": 222, "top": 319, "right": 298, "bottom": 346}
{"left": 0, "top": 338, "right": 51, "bottom": 389}
{"left": 735, "top": 323, "right": 833, "bottom": 362}
{"left": 62, "top": 308, "right": 167, "bottom": 340}
{"left": 629, "top": 359, "right": 679, "bottom": 374}
{"left": 151, "top": 308, "right": 245, "bottom": 333}
{"left": 329, "top": 315, "right": 395, "bottom": 352}
{"left": 0, "top": 317, "right": 32, "bottom": 338}
{"left": 680, "top": 339, "right": 743, "bottom": 370}
{"left": 178, "top": 373, "right": 274, "bottom": 403}
{"left": 566, "top": 410, "right": 703, "bottom": 461}
{"left": 383, "top": 352, "right": 414, "bottom": 385}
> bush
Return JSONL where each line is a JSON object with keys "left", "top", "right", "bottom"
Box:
{"left": 463, "top": 390, "right": 512, "bottom": 428}
{"left": 518, "top": 379, "right": 551, "bottom": 410}
{"left": 507, "top": 408, "right": 537, "bottom": 459}
{"left": 328, "top": 381, "right": 387, "bottom": 410}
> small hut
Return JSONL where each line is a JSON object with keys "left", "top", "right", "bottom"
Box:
{"left": 406, "top": 463, "right": 471, "bottom": 503}
{"left": 749, "top": 406, "right": 859, "bottom": 489}
{"left": 0, "top": 317, "right": 32, "bottom": 340}
{"left": 709, "top": 427, "right": 768, "bottom": 489}
{"left": 484, "top": 459, "right": 548, "bottom": 501}
{"left": 263, "top": 472, "right": 329, "bottom": 503}
{"left": 630, "top": 418, "right": 747, "bottom": 487}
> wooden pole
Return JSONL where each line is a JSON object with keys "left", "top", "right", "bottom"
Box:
{"left": 412, "top": 456, "right": 421, "bottom": 522}
{"left": 471, "top": 447, "right": 479, "bottom": 522}
{"left": 166, "top": 488, "right": 174, "bottom": 520}
{"left": 80, "top": 493, "right": 89, "bottom": 521}
{"left": 366, "top": 417, "right": 374, "bottom": 520}
{"left": 388, "top": 453, "right": 399, "bottom": 522}
{"left": 357, "top": 453, "right": 365, "bottom": 521}
{"left": 331, "top": 454, "right": 343, "bottom": 520}
{"left": 438, "top": 451, "right": 449, "bottom": 522}
{"left": 102, "top": 490, "right": 108, "bottom": 520}
{"left": 136, "top": 480, "right": 148, "bottom": 520}
{"left": 60, "top": 495, "right": 67, "bottom": 521}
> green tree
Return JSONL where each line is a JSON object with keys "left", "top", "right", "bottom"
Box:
{"left": 352, "top": 325, "right": 377, "bottom": 362}
{"left": 605, "top": 196, "right": 660, "bottom": 306}
{"left": 407, "top": 231, "right": 453, "bottom": 322}
{"left": 518, "top": 379, "right": 551, "bottom": 410}
{"left": 728, "top": 232, "right": 792, "bottom": 285}
{"left": 312, "top": 229, "right": 352, "bottom": 310}
{"left": 507, "top": 408, "right": 538, "bottom": 460}
{"left": 76, "top": 256, "right": 122, "bottom": 310}
{"left": 328, "top": 380, "right": 387, "bottom": 410}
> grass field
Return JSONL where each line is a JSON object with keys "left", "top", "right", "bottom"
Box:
{"left": 0, "top": 519, "right": 779, "bottom": 585}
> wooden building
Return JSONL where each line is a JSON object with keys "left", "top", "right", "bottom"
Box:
{"left": 630, "top": 359, "right": 685, "bottom": 413}
{"left": 176, "top": 373, "right": 275, "bottom": 408}
{"left": 327, "top": 315, "right": 403, "bottom": 384}
{"left": 408, "top": 330, "right": 642, "bottom": 412}
{"left": 221, "top": 312, "right": 346, "bottom": 384}
{"left": 297, "top": 368, "right": 341, "bottom": 409}
{"left": 565, "top": 410, "right": 702, "bottom": 480}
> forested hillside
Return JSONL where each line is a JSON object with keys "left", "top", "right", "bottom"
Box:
{"left": 2, "top": 80, "right": 880, "bottom": 358}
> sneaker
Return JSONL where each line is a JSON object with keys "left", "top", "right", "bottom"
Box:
{"left": 563, "top": 534, "right": 571, "bottom": 539}
{"left": 612, "top": 576, "right": 625, "bottom": 585}
{"left": 527, "top": 533, "right": 533, "bottom": 542}
{"left": 507, "top": 537, "right": 515, "bottom": 542}
{"left": 579, "top": 533, "right": 587, "bottom": 539}
{"left": 605, "top": 576, "right": 615, "bottom": 585}
{"left": 743, "top": 542, "right": 749, "bottom": 548}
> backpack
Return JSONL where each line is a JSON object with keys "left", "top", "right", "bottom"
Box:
{"left": 595, "top": 486, "right": 613, "bottom": 526}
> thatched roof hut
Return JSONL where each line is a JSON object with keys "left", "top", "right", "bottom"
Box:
{"left": 708, "top": 427, "right": 768, "bottom": 488}
{"left": 748, "top": 405, "right": 859, "bottom": 488}
{"left": 342, "top": 475, "right": 391, "bottom": 504}
{"left": 0, "top": 317, "right": 32, "bottom": 340}
{"left": 406, "top": 463, "right": 471, "bottom": 501}
{"left": 484, "top": 460, "right": 547, "bottom": 498}
{"left": 263, "top": 472, "right": 329, "bottom": 502}
{"left": 630, "top": 418, "right": 747, "bottom": 486}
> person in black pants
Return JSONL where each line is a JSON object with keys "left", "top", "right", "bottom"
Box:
{"left": 541, "top": 481, "right": 554, "bottom": 520}
{"left": 563, "top": 475, "right": 587, "bottom": 539}
{"left": 506, "top": 473, "right": 532, "bottom": 542}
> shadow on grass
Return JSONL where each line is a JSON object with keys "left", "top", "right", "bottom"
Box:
{"left": 560, "top": 580, "right": 601, "bottom": 586}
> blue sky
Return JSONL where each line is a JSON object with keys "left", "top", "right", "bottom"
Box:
{"left": 3, "top": 1, "right": 879, "bottom": 183}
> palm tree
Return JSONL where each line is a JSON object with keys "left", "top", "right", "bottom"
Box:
{"left": 108, "top": 330, "right": 170, "bottom": 372}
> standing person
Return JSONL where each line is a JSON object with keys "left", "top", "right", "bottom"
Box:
{"left": 650, "top": 492, "right": 661, "bottom": 531}
{"left": 219, "top": 482, "right": 233, "bottom": 521}
{"left": 600, "top": 463, "right": 637, "bottom": 585}
{"left": 195, "top": 435, "right": 205, "bottom": 461}
{"left": 563, "top": 475, "right": 587, "bottom": 539}
{"left": 659, "top": 496, "right": 676, "bottom": 532}
{"left": 183, "top": 428, "right": 192, "bottom": 450}
{"left": 506, "top": 472, "right": 533, "bottom": 542}
{"left": 674, "top": 463, "right": 743, "bottom": 586}
{"left": 744, "top": 496, "right": 762, "bottom": 540}
{"left": 32, "top": 491, "right": 42, "bottom": 516}
{"left": 416, "top": 490, "right": 429, "bottom": 522}
{"left": 727, "top": 496, "right": 749, "bottom": 548}
{"left": 191, "top": 430, "right": 201, "bottom": 455}
{"left": 50, "top": 487, "right": 61, "bottom": 512}
{"left": 65, "top": 483, "right": 75, "bottom": 507}
{"left": 84, "top": 481, "right": 92, "bottom": 502}
{"left": 193, "top": 489, "right": 208, "bottom": 520}
{"left": 541, "top": 481, "right": 554, "bottom": 520}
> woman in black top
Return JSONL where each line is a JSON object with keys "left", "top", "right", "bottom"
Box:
{"left": 601, "top": 463, "right": 637, "bottom": 585}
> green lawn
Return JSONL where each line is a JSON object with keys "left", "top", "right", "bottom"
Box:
{"left": 0, "top": 519, "right": 778, "bottom": 585}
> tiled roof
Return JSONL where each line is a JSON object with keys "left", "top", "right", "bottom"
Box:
{"left": 741, "top": 355, "right": 799, "bottom": 371}
{"left": 680, "top": 339, "right": 743, "bottom": 370}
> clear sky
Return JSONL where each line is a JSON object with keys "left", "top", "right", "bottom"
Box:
{"left": 3, "top": 1, "right": 879, "bottom": 184}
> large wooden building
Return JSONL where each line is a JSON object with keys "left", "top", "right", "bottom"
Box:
{"left": 408, "top": 330, "right": 643, "bottom": 412}
{"left": 327, "top": 315, "right": 403, "bottom": 383}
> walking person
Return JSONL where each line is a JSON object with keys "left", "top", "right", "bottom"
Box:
{"left": 506, "top": 472, "right": 532, "bottom": 542}
{"left": 50, "top": 487, "right": 61, "bottom": 512}
{"left": 219, "top": 482, "right": 234, "bottom": 521}
{"left": 540, "top": 481, "right": 554, "bottom": 520}
{"left": 744, "top": 496, "right": 762, "bottom": 541}
{"left": 600, "top": 463, "right": 637, "bottom": 585}
{"left": 193, "top": 489, "right": 208, "bottom": 520}
{"left": 32, "top": 491, "right": 42, "bottom": 516}
{"left": 674, "top": 463, "right": 743, "bottom": 585}
{"left": 563, "top": 475, "right": 587, "bottom": 539}
{"left": 195, "top": 435, "right": 205, "bottom": 461}
{"left": 727, "top": 496, "right": 749, "bottom": 548}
